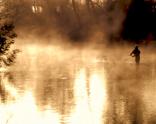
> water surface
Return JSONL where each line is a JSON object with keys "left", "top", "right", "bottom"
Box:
{"left": 0, "top": 44, "right": 156, "bottom": 124}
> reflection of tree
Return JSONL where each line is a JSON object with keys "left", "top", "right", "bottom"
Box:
{"left": 0, "top": 73, "right": 6, "bottom": 102}
{"left": 0, "top": 72, "right": 13, "bottom": 103}
{"left": 105, "top": 64, "right": 152, "bottom": 123}
{"left": 0, "top": 71, "right": 24, "bottom": 103}
{"left": 35, "top": 60, "right": 107, "bottom": 123}
{"left": 35, "top": 62, "right": 75, "bottom": 117}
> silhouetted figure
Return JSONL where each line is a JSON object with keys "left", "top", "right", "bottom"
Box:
{"left": 130, "top": 46, "right": 141, "bottom": 65}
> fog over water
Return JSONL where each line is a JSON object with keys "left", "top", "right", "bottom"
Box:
{"left": 1, "top": 0, "right": 156, "bottom": 124}
{"left": 1, "top": 38, "right": 156, "bottom": 124}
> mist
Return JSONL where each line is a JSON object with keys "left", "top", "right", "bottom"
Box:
{"left": 5, "top": 0, "right": 133, "bottom": 45}
{"left": 1, "top": 1, "right": 156, "bottom": 124}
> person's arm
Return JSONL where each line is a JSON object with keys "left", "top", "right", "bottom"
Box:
{"left": 130, "top": 50, "right": 134, "bottom": 56}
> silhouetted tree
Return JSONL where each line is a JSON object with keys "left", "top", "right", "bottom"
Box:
{"left": 0, "top": 23, "right": 17, "bottom": 54}
{"left": 121, "top": 0, "right": 156, "bottom": 42}
{"left": 71, "top": 0, "right": 81, "bottom": 27}
{"left": 0, "top": 1, "right": 19, "bottom": 66}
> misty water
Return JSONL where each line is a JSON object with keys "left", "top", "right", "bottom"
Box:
{"left": 1, "top": 43, "right": 156, "bottom": 124}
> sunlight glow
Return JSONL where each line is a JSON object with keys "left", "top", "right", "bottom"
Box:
{"left": 0, "top": 91, "right": 60, "bottom": 124}
{"left": 0, "top": 44, "right": 109, "bottom": 124}
{"left": 26, "top": 45, "right": 38, "bottom": 56}
{"left": 70, "top": 0, "right": 107, "bottom": 4}
{"left": 89, "top": 69, "right": 107, "bottom": 124}
{"left": 32, "top": 5, "right": 43, "bottom": 13}
{"left": 70, "top": 68, "right": 92, "bottom": 124}
{"left": 70, "top": 67, "right": 107, "bottom": 124}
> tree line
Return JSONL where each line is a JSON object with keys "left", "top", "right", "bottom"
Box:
{"left": 5, "top": 0, "right": 155, "bottom": 43}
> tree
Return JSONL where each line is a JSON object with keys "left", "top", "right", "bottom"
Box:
{"left": 0, "top": 23, "right": 17, "bottom": 54}
{"left": 0, "top": 1, "right": 19, "bottom": 66}
{"left": 71, "top": 0, "right": 81, "bottom": 27}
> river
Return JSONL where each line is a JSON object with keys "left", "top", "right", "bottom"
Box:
{"left": 0, "top": 44, "right": 156, "bottom": 124}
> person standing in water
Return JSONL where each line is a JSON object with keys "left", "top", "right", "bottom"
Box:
{"left": 130, "top": 46, "right": 141, "bottom": 65}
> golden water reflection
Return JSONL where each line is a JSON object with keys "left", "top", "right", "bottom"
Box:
{"left": 1, "top": 45, "right": 156, "bottom": 124}
{"left": 0, "top": 91, "right": 61, "bottom": 124}
{"left": 70, "top": 67, "right": 107, "bottom": 124}
{"left": 0, "top": 60, "right": 108, "bottom": 124}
